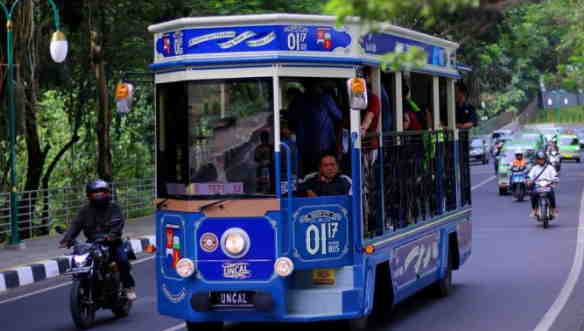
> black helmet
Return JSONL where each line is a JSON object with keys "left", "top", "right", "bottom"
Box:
{"left": 536, "top": 151, "right": 546, "bottom": 160}
{"left": 86, "top": 179, "right": 111, "bottom": 208}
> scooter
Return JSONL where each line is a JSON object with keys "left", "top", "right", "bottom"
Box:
{"left": 510, "top": 169, "right": 527, "bottom": 201}
{"left": 534, "top": 180, "right": 555, "bottom": 229}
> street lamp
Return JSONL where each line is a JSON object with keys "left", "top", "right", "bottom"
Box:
{"left": 1, "top": 0, "right": 67, "bottom": 247}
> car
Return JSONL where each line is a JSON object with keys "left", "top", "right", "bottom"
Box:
{"left": 470, "top": 136, "right": 490, "bottom": 164}
{"left": 512, "top": 130, "right": 545, "bottom": 156}
{"left": 557, "top": 133, "right": 581, "bottom": 162}
{"left": 572, "top": 128, "right": 584, "bottom": 148}
{"left": 491, "top": 129, "right": 513, "bottom": 142}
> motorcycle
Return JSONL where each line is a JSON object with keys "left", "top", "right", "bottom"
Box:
{"left": 510, "top": 169, "right": 527, "bottom": 201}
{"left": 533, "top": 180, "right": 555, "bottom": 229}
{"left": 548, "top": 151, "right": 561, "bottom": 173}
{"left": 65, "top": 237, "right": 133, "bottom": 329}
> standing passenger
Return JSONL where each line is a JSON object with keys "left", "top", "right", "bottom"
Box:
{"left": 289, "top": 79, "right": 342, "bottom": 176}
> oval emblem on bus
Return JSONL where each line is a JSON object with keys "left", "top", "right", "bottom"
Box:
{"left": 200, "top": 232, "right": 219, "bottom": 253}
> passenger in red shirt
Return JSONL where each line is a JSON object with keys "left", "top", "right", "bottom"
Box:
{"left": 361, "top": 67, "right": 381, "bottom": 149}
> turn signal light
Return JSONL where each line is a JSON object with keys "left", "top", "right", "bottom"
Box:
{"left": 364, "top": 245, "right": 375, "bottom": 255}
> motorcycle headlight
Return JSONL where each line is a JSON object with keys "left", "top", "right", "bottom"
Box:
{"left": 221, "top": 228, "right": 250, "bottom": 259}
{"left": 73, "top": 253, "right": 90, "bottom": 266}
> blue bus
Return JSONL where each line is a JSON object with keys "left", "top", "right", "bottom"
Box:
{"left": 150, "top": 14, "right": 472, "bottom": 330}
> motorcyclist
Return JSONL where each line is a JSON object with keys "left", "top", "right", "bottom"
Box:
{"left": 59, "top": 179, "right": 137, "bottom": 301}
{"left": 510, "top": 150, "right": 527, "bottom": 172}
{"left": 527, "top": 152, "right": 559, "bottom": 218}
{"left": 546, "top": 137, "right": 559, "bottom": 154}
{"left": 492, "top": 139, "right": 505, "bottom": 174}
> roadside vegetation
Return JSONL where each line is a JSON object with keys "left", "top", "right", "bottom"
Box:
{"left": 529, "top": 106, "right": 584, "bottom": 124}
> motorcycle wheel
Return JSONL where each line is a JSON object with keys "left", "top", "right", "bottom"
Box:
{"left": 112, "top": 294, "right": 132, "bottom": 318}
{"left": 518, "top": 186, "right": 525, "bottom": 202}
{"left": 70, "top": 280, "right": 95, "bottom": 330}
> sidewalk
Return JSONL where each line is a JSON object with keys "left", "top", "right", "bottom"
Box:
{"left": 0, "top": 215, "right": 156, "bottom": 293}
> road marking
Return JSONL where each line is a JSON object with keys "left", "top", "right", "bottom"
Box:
{"left": 0, "top": 255, "right": 155, "bottom": 305}
{"left": 162, "top": 323, "right": 186, "bottom": 331}
{"left": 533, "top": 186, "right": 584, "bottom": 331}
{"left": 472, "top": 175, "right": 496, "bottom": 191}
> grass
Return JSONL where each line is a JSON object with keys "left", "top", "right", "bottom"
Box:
{"left": 529, "top": 106, "right": 584, "bottom": 124}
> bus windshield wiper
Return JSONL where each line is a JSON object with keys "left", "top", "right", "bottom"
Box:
{"left": 199, "top": 199, "right": 229, "bottom": 212}
{"left": 197, "top": 194, "right": 274, "bottom": 212}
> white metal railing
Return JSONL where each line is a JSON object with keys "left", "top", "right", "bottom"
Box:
{"left": 0, "top": 178, "right": 154, "bottom": 242}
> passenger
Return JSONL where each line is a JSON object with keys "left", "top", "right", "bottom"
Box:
{"left": 402, "top": 84, "right": 423, "bottom": 131}
{"left": 360, "top": 67, "right": 381, "bottom": 151}
{"left": 455, "top": 83, "right": 478, "bottom": 129}
{"left": 280, "top": 123, "right": 299, "bottom": 183}
{"left": 297, "top": 154, "right": 352, "bottom": 197}
{"left": 288, "top": 79, "right": 343, "bottom": 176}
{"left": 254, "top": 131, "right": 274, "bottom": 193}
{"left": 527, "top": 152, "right": 559, "bottom": 217}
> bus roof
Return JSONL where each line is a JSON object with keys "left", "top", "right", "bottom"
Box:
{"left": 148, "top": 13, "right": 461, "bottom": 78}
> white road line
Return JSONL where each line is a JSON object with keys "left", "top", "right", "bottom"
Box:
{"left": 472, "top": 175, "right": 496, "bottom": 191}
{"left": 0, "top": 255, "right": 155, "bottom": 305}
{"left": 533, "top": 186, "right": 584, "bottom": 331}
{"left": 162, "top": 323, "right": 186, "bottom": 331}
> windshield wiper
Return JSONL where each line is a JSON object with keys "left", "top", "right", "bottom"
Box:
{"left": 199, "top": 199, "right": 229, "bottom": 212}
{"left": 198, "top": 194, "right": 275, "bottom": 212}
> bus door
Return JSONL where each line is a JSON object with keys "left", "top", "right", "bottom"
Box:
{"left": 277, "top": 75, "right": 356, "bottom": 272}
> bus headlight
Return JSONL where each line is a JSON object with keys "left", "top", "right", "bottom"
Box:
{"left": 176, "top": 258, "right": 195, "bottom": 278}
{"left": 274, "top": 257, "right": 294, "bottom": 277}
{"left": 221, "top": 228, "right": 250, "bottom": 258}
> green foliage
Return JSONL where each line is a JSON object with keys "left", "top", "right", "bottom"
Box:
{"left": 530, "top": 106, "right": 584, "bottom": 124}
{"left": 325, "top": 0, "right": 478, "bottom": 27}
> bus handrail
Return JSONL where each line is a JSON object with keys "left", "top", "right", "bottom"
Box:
{"left": 279, "top": 142, "right": 293, "bottom": 226}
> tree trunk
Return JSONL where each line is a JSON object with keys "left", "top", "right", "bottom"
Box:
{"left": 89, "top": 3, "right": 113, "bottom": 182}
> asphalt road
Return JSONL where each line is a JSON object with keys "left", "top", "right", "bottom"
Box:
{"left": 1, "top": 161, "right": 583, "bottom": 331}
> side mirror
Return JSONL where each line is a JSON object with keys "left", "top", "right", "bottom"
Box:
{"left": 347, "top": 78, "right": 368, "bottom": 110}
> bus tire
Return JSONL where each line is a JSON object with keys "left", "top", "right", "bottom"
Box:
{"left": 434, "top": 249, "right": 453, "bottom": 298}
{"left": 186, "top": 322, "right": 223, "bottom": 331}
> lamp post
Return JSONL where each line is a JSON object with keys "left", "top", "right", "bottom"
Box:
{"left": 1, "top": 0, "right": 68, "bottom": 247}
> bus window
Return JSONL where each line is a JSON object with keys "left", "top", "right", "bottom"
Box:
{"left": 410, "top": 73, "right": 434, "bottom": 130}
{"left": 156, "top": 78, "right": 274, "bottom": 199}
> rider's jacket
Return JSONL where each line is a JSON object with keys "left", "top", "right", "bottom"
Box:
{"left": 511, "top": 159, "right": 527, "bottom": 170}
{"left": 61, "top": 203, "right": 125, "bottom": 244}
{"left": 528, "top": 164, "right": 559, "bottom": 184}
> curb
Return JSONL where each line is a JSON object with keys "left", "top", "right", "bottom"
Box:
{"left": 0, "top": 235, "right": 156, "bottom": 293}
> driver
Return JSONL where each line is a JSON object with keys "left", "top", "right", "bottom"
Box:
{"left": 511, "top": 150, "right": 527, "bottom": 171}
{"left": 59, "top": 179, "right": 137, "bottom": 301}
{"left": 527, "top": 152, "right": 559, "bottom": 218}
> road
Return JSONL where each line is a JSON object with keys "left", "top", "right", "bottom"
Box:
{"left": 1, "top": 161, "right": 583, "bottom": 331}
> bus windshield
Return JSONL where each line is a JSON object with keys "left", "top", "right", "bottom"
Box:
{"left": 157, "top": 78, "right": 274, "bottom": 199}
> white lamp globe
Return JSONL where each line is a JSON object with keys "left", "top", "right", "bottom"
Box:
{"left": 50, "top": 31, "right": 68, "bottom": 63}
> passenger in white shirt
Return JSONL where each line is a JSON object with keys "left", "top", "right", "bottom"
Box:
{"left": 527, "top": 152, "right": 559, "bottom": 217}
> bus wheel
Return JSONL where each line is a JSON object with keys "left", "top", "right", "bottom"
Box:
{"left": 347, "top": 314, "right": 370, "bottom": 331}
{"left": 434, "top": 252, "right": 453, "bottom": 297}
{"left": 186, "top": 322, "right": 223, "bottom": 331}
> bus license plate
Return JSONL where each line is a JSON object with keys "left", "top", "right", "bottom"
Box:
{"left": 565, "top": 154, "right": 572, "bottom": 158}
{"left": 211, "top": 291, "right": 255, "bottom": 309}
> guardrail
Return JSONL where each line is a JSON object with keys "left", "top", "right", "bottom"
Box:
{"left": 0, "top": 178, "right": 154, "bottom": 243}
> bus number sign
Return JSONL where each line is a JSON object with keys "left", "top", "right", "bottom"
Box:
{"left": 294, "top": 206, "right": 348, "bottom": 261}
